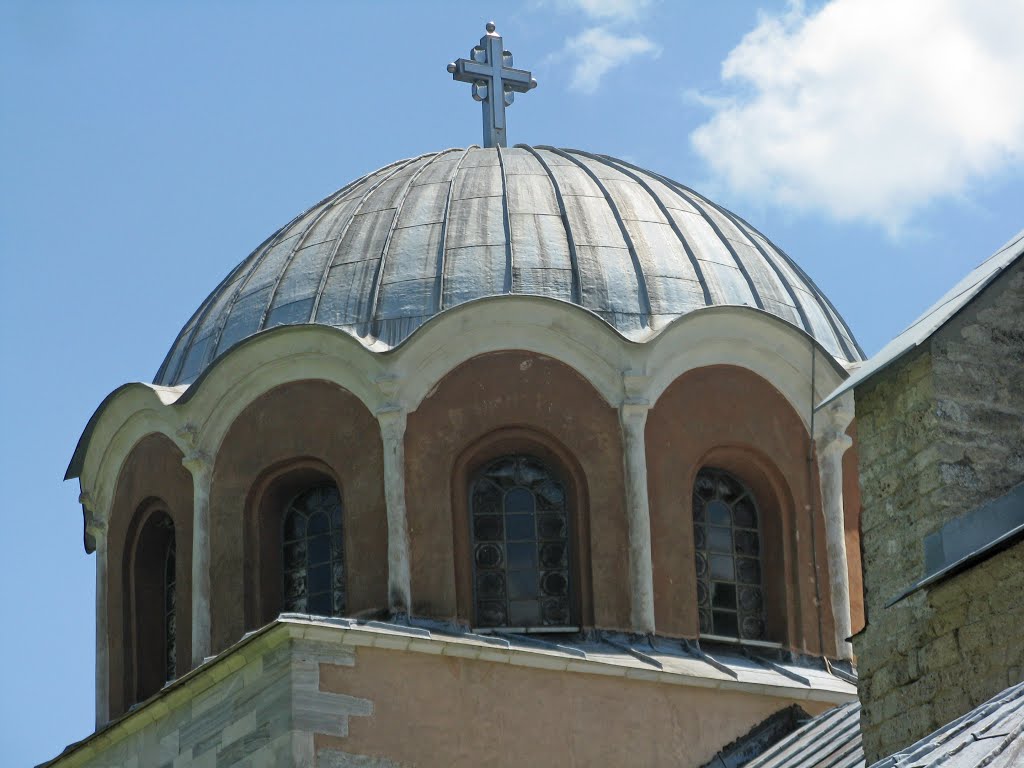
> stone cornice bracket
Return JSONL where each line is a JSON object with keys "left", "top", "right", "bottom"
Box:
{"left": 81, "top": 489, "right": 108, "bottom": 554}
{"left": 618, "top": 371, "right": 656, "bottom": 635}
{"left": 376, "top": 403, "right": 412, "bottom": 615}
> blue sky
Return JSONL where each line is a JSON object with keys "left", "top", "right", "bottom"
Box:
{"left": 1, "top": 1, "right": 1022, "bottom": 764}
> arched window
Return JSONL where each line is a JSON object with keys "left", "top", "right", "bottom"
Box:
{"left": 470, "top": 455, "right": 572, "bottom": 630}
{"left": 130, "top": 509, "right": 177, "bottom": 703}
{"left": 693, "top": 468, "right": 766, "bottom": 640}
{"left": 281, "top": 484, "right": 346, "bottom": 617}
{"left": 163, "top": 530, "right": 176, "bottom": 681}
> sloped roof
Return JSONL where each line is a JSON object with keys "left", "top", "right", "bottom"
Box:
{"left": 740, "top": 678, "right": 1024, "bottom": 768}
{"left": 155, "top": 145, "right": 863, "bottom": 386}
{"left": 822, "top": 228, "right": 1024, "bottom": 406}
{"left": 743, "top": 701, "right": 864, "bottom": 768}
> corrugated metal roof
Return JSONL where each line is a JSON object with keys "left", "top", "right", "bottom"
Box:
{"left": 744, "top": 701, "right": 865, "bottom": 768}
{"left": 872, "top": 679, "right": 1024, "bottom": 768}
{"left": 821, "top": 228, "right": 1024, "bottom": 406}
{"left": 154, "top": 146, "right": 864, "bottom": 386}
{"left": 740, "top": 678, "right": 1024, "bottom": 768}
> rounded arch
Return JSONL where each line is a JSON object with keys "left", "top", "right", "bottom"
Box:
{"left": 106, "top": 432, "right": 193, "bottom": 718}
{"left": 450, "top": 427, "right": 594, "bottom": 630}
{"left": 688, "top": 446, "right": 799, "bottom": 647}
{"left": 389, "top": 296, "right": 630, "bottom": 410}
{"left": 646, "top": 363, "right": 830, "bottom": 654}
{"left": 208, "top": 378, "right": 387, "bottom": 651}
{"left": 122, "top": 500, "right": 179, "bottom": 707}
{"left": 644, "top": 306, "right": 849, "bottom": 433}
{"left": 243, "top": 457, "right": 346, "bottom": 627}
{"left": 404, "top": 349, "right": 630, "bottom": 629}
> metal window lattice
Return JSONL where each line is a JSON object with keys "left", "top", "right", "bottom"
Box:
{"left": 471, "top": 455, "right": 572, "bottom": 629}
{"left": 282, "top": 485, "right": 346, "bottom": 617}
{"left": 693, "top": 468, "right": 767, "bottom": 640}
{"left": 162, "top": 523, "right": 176, "bottom": 682}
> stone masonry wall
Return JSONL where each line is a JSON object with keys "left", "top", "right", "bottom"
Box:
{"left": 854, "top": 260, "right": 1024, "bottom": 762}
{"left": 51, "top": 634, "right": 374, "bottom": 768}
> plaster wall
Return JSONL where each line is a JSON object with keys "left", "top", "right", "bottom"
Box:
{"left": 317, "top": 645, "right": 832, "bottom": 767}
{"left": 854, "top": 260, "right": 1024, "bottom": 761}
{"left": 404, "top": 350, "right": 630, "bottom": 628}
{"left": 645, "top": 365, "right": 837, "bottom": 656}
{"left": 208, "top": 380, "right": 387, "bottom": 652}
{"left": 107, "top": 432, "right": 194, "bottom": 718}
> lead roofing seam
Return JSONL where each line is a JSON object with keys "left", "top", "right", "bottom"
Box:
{"left": 363, "top": 148, "right": 462, "bottom": 337}
{"left": 434, "top": 147, "right": 476, "bottom": 313}
{"left": 728, "top": 212, "right": 864, "bottom": 361}
{"left": 583, "top": 151, "right": 712, "bottom": 306}
{"left": 654, "top": 174, "right": 766, "bottom": 311}
{"left": 540, "top": 146, "right": 653, "bottom": 324}
{"left": 256, "top": 171, "right": 383, "bottom": 334}
{"left": 608, "top": 155, "right": 861, "bottom": 361}
{"left": 496, "top": 145, "right": 514, "bottom": 294}
{"left": 601, "top": 154, "right": 812, "bottom": 334}
{"left": 161, "top": 180, "right": 350, "bottom": 385}
{"left": 517, "top": 144, "right": 582, "bottom": 303}
{"left": 198, "top": 168, "right": 390, "bottom": 379}
{"left": 306, "top": 154, "right": 428, "bottom": 328}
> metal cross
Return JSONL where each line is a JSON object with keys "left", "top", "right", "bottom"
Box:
{"left": 447, "top": 22, "right": 537, "bottom": 148}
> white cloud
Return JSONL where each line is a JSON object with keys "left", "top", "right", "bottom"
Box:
{"left": 567, "top": 27, "right": 660, "bottom": 94}
{"left": 556, "top": 0, "right": 653, "bottom": 22}
{"left": 690, "top": 0, "right": 1024, "bottom": 232}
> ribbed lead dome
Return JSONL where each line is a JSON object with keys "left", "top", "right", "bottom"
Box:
{"left": 156, "top": 146, "right": 863, "bottom": 386}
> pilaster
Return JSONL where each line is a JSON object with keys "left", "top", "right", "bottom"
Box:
{"left": 82, "top": 490, "right": 109, "bottom": 728}
{"left": 619, "top": 373, "right": 656, "bottom": 635}
{"left": 377, "top": 384, "right": 412, "bottom": 615}
{"left": 814, "top": 390, "right": 856, "bottom": 660}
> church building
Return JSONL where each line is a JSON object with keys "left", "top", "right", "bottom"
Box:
{"left": 48, "top": 23, "right": 915, "bottom": 768}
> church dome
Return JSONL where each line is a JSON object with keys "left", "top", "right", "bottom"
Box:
{"left": 155, "top": 145, "right": 863, "bottom": 386}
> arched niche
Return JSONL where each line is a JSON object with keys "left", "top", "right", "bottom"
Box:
{"left": 107, "top": 433, "right": 193, "bottom": 718}
{"left": 405, "top": 350, "right": 629, "bottom": 629}
{"left": 123, "top": 503, "right": 177, "bottom": 705}
{"left": 646, "top": 364, "right": 835, "bottom": 656}
{"left": 244, "top": 458, "right": 346, "bottom": 627}
{"left": 209, "top": 379, "right": 386, "bottom": 651}
{"left": 451, "top": 428, "right": 594, "bottom": 631}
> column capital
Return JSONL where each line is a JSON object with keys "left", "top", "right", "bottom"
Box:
{"left": 814, "top": 390, "right": 855, "bottom": 458}
{"left": 376, "top": 405, "right": 407, "bottom": 438}
{"left": 80, "top": 490, "right": 108, "bottom": 552}
{"left": 182, "top": 450, "right": 213, "bottom": 477}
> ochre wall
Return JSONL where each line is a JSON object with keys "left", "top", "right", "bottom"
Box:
{"left": 209, "top": 380, "right": 387, "bottom": 652}
{"left": 404, "top": 350, "right": 630, "bottom": 629}
{"left": 646, "top": 364, "right": 837, "bottom": 656}
{"left": 107, "top": 432, "right": 193, "bottom": 717}
{"left": 318, "top": 645, "right": 834, "bottom": 768}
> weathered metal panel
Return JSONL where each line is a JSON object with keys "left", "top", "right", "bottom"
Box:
{"left": 453, "top": 164, "right": 503, "bottom": 200}
{"left": 152, "top": 146, "right": 868, "bottom": 386}
{"left": 443, "top": 244, "right": 506, "bottom": 307}
{"left": 395, "top": 182, "right": 450, "bottom": 228}
{"left": 446, "top": 195, "right": 506, "bottom": 247}
{"left": 331, "top": 209, "right": 396, "bottom": 266}
{"left": 215, "top": 286, "right": 272, "bottom": 356}
{"left": 576, "top": 244, "right": 641, "bottom": 314}
{"left": 509, "top": 213, "right": 571, "bottom": 271}
{"left": 506, "top": 174, "right": 559, "bottom": 215}
{"left": 313, "top": 258, "right": 380, "bottom": 326}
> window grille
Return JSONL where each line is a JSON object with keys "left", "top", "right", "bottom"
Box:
{"left": 163, "top": 531, "right": 176, "bottom": 681}
{"left": 282, "top": 485, "right": 346, "bottom": 617}
{"left": 470, "top": 455, "right": 572, "bottom": 630}
{"left": 693, "top": 468, "right": 766, "bottom": 640}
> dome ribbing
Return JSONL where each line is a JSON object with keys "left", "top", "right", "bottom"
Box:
{"left": 156, "top": 146, "right": 863, "bottom": 386}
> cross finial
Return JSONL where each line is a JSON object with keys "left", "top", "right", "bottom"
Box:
{"left": 447, "top": 22, "right": 537, "bottom": 148}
